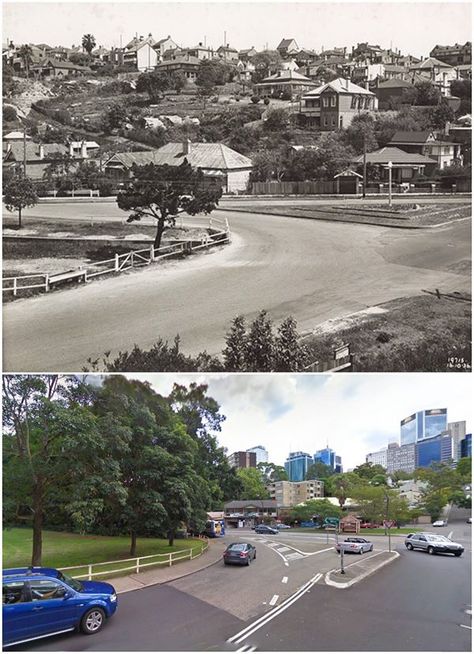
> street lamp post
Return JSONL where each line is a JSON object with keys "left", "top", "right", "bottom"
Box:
{"left": 387, "top": 160, "right": 393, "bottom": 208}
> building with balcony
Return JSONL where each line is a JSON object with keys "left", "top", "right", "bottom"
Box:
{"left": 300, "top": 77, "right": 377, "bottom": 130}
{"left": 267, "top": 480, "right": 324, "bottom": 507}
{"left": 430, "top": 42, "right": 471, "bottom": 67}
{"left": 223, "top": 500, "right": 278, "bottom": 528}
{"left": 388, "top": 131, "right": 462, "bottom": 169}
{"left": 254, "top": 68, "right": 316, "bottom": 98}
{"left": 284, "top": 452, "right": 313, "bottom": 482}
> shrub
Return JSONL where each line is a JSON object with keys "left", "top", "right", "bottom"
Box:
{"left": 263, "top": 97, "right": 270, "bottom": 105}
{"left": 376, "top": 331, "right": 391, "bottom": 344}
{"left": 250, "top": 95, "right": 260, "bottom": 104}
{"left": 97, "top": 180, "right": 115, "bottom": 197}
{"left": 3, "top": 105, "right": 17, "bottom": 122}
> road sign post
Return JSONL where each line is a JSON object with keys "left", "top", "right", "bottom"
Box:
{"left": 340, "top": 545, "right": 345, "bottom": 575}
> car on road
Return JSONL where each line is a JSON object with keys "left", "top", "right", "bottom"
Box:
{"left": 404, "top": 533, "right": 464, "bottom": 556}
{"left": 223, "top": 543, "right": 256, "bottom": 566}
{"left": 254, "top": 525, "right": 278, "bottom": 535}
{"left": 335, "top": 537, "right": 374, "bottom": 554}
{"left": 360, "top": 522, "right": 380, "bottom": 529}
{"left": 432, "top": 520, "right": 447, "bottom": 527}
{"left": 466, "top": 517, "right": 472, "bottom": 524}
{"left": 277, "top": 524, "right": 291, "bottom": 530}
{"left": 2, "top": 567, "right": 117, "bottom": 648}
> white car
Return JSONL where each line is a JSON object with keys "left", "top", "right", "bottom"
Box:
{"left": 432, "top": 520, "right": 446, "bottom": 527}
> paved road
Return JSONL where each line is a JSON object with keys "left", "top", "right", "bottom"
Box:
{"left": 14, "top": 525, "right": 471, "bottom": 651}
{"left": 3, "top": 206, "right": 470, "bottom": 372}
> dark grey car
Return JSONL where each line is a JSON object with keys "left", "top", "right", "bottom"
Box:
{"left": 405, "top": 532, "right": 464, "bottom": 556}
{"left": 223, "top": 543, "right": 257, "bottom": 566}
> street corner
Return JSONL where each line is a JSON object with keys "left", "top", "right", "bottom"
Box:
{"left": 324, "top": 550, "right": 400, "bottom": 589}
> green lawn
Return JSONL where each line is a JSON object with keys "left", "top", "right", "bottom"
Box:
{"left": 3, "top": 528, "right": 206, "bottom": 579}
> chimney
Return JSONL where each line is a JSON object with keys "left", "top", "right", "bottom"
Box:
{"left": 445, "top": 121, "right": 450, "bottom": 136}
{"left": 183, "top": 139, "right": 192, "bottom": 155}
{"left": 81, "top": 140, "right": 88, "bottom": 158}
{"left": 39, "top": 144, "right": 44, "bottom": 159}
{"left": 69, "top": 143, "right": 74, "bottom": 157}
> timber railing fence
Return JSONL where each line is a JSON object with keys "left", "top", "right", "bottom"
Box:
{"left": 59, "top": 538, "right": 209, "bottom": 580}
{"left": 3, "top": 217, "right": 230, "bottom": 298}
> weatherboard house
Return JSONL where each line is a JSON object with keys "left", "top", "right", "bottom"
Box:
{"left": 104, "top": 140, "right": 253, "bottom": 193}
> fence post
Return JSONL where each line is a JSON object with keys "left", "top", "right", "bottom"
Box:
{"left": 136, "top": 557, "right": 140, "bottom": 574}
{"left": 150, "top": 244, "right": 155, "bottom": 262}
{"left": 45, "top": 274, "right": 50, "bottom": 293}
{"left": 115, "top": 253, "right": 119, "bottom": 271}
{"left": 88, "top": 565, "right": 92, "bottom": 581}
{"left": 169, "top": 553, "right": 172, "bottom": 567}
{"left": 13, "top": 278, "right": 17, "bottom": 297}
{"left": 189, "top": 548, "right": 193, "bottom": 560}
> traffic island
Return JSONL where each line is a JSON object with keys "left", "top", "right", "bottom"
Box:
{"left": 324, "top": 550, "right": 400, "bottom": 589}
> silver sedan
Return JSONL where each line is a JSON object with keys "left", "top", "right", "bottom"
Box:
{"left": 335, "top": 537, "right": 374, "bottom": 554}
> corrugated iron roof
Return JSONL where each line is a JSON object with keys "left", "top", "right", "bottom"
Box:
{"left": 389, "top": 131, "right": 433, "bottom": 144}
{"left": 108, "top": 142, "right": 252, "bottom": 171}
{"left": 353, "top": 146, "right": 436, "bottom": 165}
{"left": 303, "top": 77, "right": 375, "bottom": 97}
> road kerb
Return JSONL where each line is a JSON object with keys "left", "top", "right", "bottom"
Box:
{"left": 324, "top": 550, "right": 400, "bottom": 589}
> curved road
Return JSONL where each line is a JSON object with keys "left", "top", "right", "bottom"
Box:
{"left": 3, "top": 207, "right": 471, "bottom": 372}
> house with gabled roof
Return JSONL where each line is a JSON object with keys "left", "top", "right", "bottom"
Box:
{"left": 408, "top": 57, "right": 457, "bottom": 96}
{"left": 300, "top": 77, "right": 377, "bottom": 129}
{"left": 374, "top": 78, "right": 414, "bottom": 108}
{"left": 353, "top": 146, "right": 437, "bottom": 182}
{"left": 430, "top": 42, "right": 471, "bottom": 67}
{"left": 254, "top": 68, "right": 317, "bottom": 98}
{"left": 104, "top": 140, "right": 253, "bottom": 193}
{"left": 153, "top": 35, "right": 179, "bottom": 58}
{"left": 388, "top": 131, "right": 462, "bottom": 168}
{"left": 123, "top": 38, "right": 158, "bottom": 71}
{"left": 217, "top": 44, "right": 239, "bottom": 62}
{"left": 277, "top": 38, "right": 299, "bottom": 57}
{"left": 31, "top": 57, "right": 91, "bottom": 78}
{"left": 238, "top": 47, "right": 258, "bottom": 62}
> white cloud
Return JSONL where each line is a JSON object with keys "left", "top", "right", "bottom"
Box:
{"left": 126, "top": 373, "right": 472, "bottom": 470}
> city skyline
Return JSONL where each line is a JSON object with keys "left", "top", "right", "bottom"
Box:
{"left": 3, "top": 1, "right": 472, "bottom": 58}
{"left": 126, "top": 373, "right": 472, "bottom": 470}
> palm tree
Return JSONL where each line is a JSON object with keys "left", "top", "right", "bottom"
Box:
{"left": 18, "top": 44, "right": 33, "bottom": 78}
{"left": 81, "top": 34, "right": 96, "bottom": 57}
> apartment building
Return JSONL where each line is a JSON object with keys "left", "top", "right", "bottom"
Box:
{"left": 267, "top": 480, "right": 324, "bottom": 507}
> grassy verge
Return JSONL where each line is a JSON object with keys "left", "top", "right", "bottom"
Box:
{"left": 303, "top": 293, "right": 471, "bottom": 372}
{"left": 225, "top": 202, "right": 471, "bottom": 228}
{"left": 3, "top": 528, "right": 206, "bottom": 579}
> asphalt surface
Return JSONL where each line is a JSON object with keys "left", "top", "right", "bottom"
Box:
{"left": 9, "top": 524, "right": 471, "bottom": 651}
{"left": 3, "top": 203, "right": 471, "bottom": 372}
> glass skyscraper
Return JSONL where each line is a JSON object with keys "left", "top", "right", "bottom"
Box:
{"left": 284, "top": 452, "right": 313, "bottom": 482}
{"left": 313, "top": 448, "right": 343, "bottom": 473}
{"left": 400, "top": 409, "right": 448, "bottom": 445}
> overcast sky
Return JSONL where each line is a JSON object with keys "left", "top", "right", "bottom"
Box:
{"left": 2, "top": 0, "right": 472, "bottom": 57}
{"left": 123, "top": 373, "right": 472, "bottom": 470}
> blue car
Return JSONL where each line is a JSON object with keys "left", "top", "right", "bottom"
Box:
{"left": 3, "top": 567, "right": 117, "bottom": 647}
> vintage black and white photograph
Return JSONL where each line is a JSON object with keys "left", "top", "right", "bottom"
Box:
{"left": 1, "top": 0, "right": 472, "bottom": 372}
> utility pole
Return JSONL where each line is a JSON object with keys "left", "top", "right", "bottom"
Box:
{"left": 387, "top": 161, "right": 393, "bottom": 208}
{"left": 362, "top": 132, "right": 367, "bottom": 198}
{"left": 23, "top": 126, "right": 27, "bottom": 176}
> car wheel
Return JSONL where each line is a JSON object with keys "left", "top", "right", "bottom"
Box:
{"left": 370, "top": 546, "right": 373, "bottom": 552}
{"left": 358, "top": 548, "right": 363, "bottom": 554}
{"left": 81, "top": 607, "right": 105, "bottom": 635}
{"left": 406, "top": 543, "right": 413, "bottom": 550}
{"left": 246, "top": 557, "right": 251, "bottom": 566}
{"left": 454, "top": 552, "right": 462, "bottom": 557}
{"left": 254, "top": 551, "right": 257, "bottom": 559}
{"left": 427, "top": 546, "right": 435, "bottom": 555}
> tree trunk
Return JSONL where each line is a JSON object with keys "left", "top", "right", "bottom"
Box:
{"left": 18, "top": 207, "right": 22, "bottom": 230}
{"left": 31, "top": 481, "right": 43, "bottom": 566}
{"left": 167, "top": 529, "right": 174, "bottom": 547}
{"left": 130, "top": 530, "right": 137, "bottom": 557}
{"left": 154, "top": 218, "right": 165, "bottom": 249}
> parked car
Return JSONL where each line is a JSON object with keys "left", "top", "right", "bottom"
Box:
{"left": 223, "top": 543, "right": 256, "bottom": 566}
{"left": 335, "top": 537, "right": 373, "bottom": 554}
{"left": 3, "top": 567, "right": 117, "bottom": 648}
{"left": 432, "top": 520, "right": 447, "bottom": 527}
{"left": 276, "top": 524, "right": 291, "bottom": 530}
{"left": 360, "top": 522, "right": 380, "bottom": 529}
{"left": 404, "top": 533, "right": 463, "bottom": 556}
{"left": 254, "top": 525, "right": 278, "bottom": 535}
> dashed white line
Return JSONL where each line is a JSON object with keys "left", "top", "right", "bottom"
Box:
{"left": 459, "top": 624, "right": 472, "bottom": 630}
{"left": 282, "top": 576, "right": 288, "bottom": 584}
{"left": 269, "top": 594, "right": 279, "bottom": 606}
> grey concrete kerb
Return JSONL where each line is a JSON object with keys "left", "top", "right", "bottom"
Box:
{"left": 324, "top": 550, "right": 400, "bottom": 589}
{"left": 110, "top": 541, "right": 228, "bottom": 595}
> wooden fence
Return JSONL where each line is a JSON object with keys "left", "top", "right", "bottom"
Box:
{"left": 252, "top": 180, "right": 471, "bottom": 196}
{"left": 3, "top": 218, "right": 230, "bottom": 297}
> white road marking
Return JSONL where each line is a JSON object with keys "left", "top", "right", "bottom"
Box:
{"left": 465, "top": 609, "right": 472, "bottom": 615}
{"left": 285, "top": 552, "right": 304, "bottom": 560}
{"left": 282, "top": 577, "right": 288, "bottom": 584}
{"left": 227, "top": 573, "right": 322, "bottom": 645}
{"left": 448, "top": 530, "right": 453, "bottom": 539}
{"left": 276, "top": 547, "right": 292, "bottom": 552}
{"left": 459, "top": 624, "right": 472, "bottom": 630}
{"left": 236, "top": 645, "right": 257, "bottom": 652}
{"left": 269, "top": 595, "right": 279, "bottom": 606}
{"left": 284, "top": 561, "right": 289, "bottom": 567}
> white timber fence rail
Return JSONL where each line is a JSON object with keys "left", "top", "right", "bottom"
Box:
{"left": 58, "top": 539, "right": 209, "bottom": 581}
{"left": 3, "top": 217, "right": 231, "bottom": 297}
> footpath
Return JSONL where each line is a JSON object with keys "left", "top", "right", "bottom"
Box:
{"left": 109, "top": 539, "right": 228, "bottom": 594}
